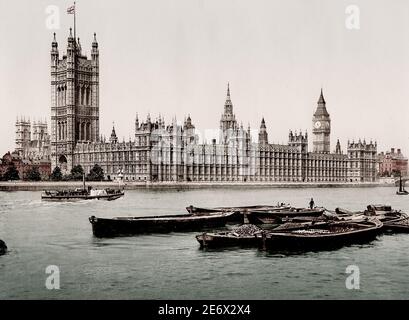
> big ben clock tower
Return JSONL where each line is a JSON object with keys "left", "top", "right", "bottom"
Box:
{"left": 312, "top": 89, "right": 331, "bottom": 153}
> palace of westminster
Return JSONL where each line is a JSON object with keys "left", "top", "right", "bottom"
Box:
{"left": 14, "top": 29, "right": 378, "bottom": 183}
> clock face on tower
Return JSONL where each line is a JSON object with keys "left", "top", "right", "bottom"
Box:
{"left": 314, "top": 121, "right": 321, "bottom": 129}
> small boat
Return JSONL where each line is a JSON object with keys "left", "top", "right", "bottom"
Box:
{"left": 196, "top": 224, "right": 263, "bottom": 248}
{"left": 42, "top": 188, "right": 124, "bottom": 201}
{"left": 0, "top": 240, "right": 7, "bottom": 255}
{"left": 247, "top": 207, "right": 325, "bottom": 224}
{"left": 257, "top": 218, "right": 383, "bottom": 250}
{"left": 42, "top": 174, "right": 124, "bottom": 201}
{"left": 396, "top": 176, "right": 409, "bottom": 195}
{"left": 89, "top": 211, "right": 235, "bottom": 237}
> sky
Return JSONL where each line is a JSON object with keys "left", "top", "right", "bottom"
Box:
{"left": 0, "top": 0, "right": 409, "bottom": 154}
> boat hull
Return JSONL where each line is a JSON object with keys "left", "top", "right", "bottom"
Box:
{"left": 247, "top": 208, "right": 325, "bottom": 225}
{"left": 383, "top": 215, "right": 409, "bottom": 233}
{"left": 89, "top": 213, "right": 232, "bottom": 237}
{"left": 196, "top": 233, "right": 259, "bottom": 248}
{"left": 41, "top": 192, "right": 124, "bottom": 201}
{"left": 258, "top": 221, "right": 382, "bottom": 251}
{"left": 186, "top": 205, "right": 290, "bottom": 224}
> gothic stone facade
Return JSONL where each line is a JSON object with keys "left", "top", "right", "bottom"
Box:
{"left": 15, "top": 117, "right": 50, "bottom": 161}
{"left": 50, "top": 31, "right": 377, "bottom": 183}
{"left": 50, "top": 30, "right": 99, "bottom": 173}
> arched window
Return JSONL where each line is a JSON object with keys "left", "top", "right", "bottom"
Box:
{"left": 82, "top": 122, "right": 85, "bottom": 141}
{"left": 57, "top": 87, "right": 61, "bottom": 107}
{"left": 64, "top": 85, "right": 67, "bottom": 106}
{"left": 81, "top": 87, "right": 85, "bottom": 105}
{"left": 86, "top": 87, "right": 90, "bottom": 105}
{"left": 79, "top": 122, "right": 83, "bottom": 140}
{"left": 87, "top": 122, "right": 91, "bottom": 141}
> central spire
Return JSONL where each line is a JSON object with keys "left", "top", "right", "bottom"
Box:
{"left": 227, "top": 82, "right": 230, "bottom": 98}
{"left": 224, "top": 82, "right": 233, "bottom": 114}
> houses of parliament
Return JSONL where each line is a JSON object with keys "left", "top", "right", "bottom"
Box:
{"left": 32, "top": 29, "right": 377, "bottom": 183}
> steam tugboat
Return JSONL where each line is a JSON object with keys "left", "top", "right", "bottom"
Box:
{"left": 41, "top": 174, "right": 124, "bottom": 201}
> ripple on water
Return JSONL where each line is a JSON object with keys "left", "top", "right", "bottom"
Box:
{"left": 1, "top": 188, "right": 409, "bottom": 299}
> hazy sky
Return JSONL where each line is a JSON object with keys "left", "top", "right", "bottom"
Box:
{"left": 1, "top": 0, "right": 409, "bottom": 154}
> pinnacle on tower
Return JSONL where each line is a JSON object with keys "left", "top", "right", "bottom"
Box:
{"left": 51, "top": 32, "right": 58, "bottom": 54}
{"left": 260, "top": 117, "right": 266, "bottom": 128}
{"left": 314, "top": 88, "right": 329, "bottom": 117}
{"left": 52, "top": 33, "right": 57, "bottom": 46}
{"left": 225, "top": 82, "right": 232, "bottom": 105}
{"left": 318, "top": 88, "right": 326, "bottom": 104}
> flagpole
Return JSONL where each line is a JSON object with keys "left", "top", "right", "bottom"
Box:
{"left": 74, "top": 1, "right": 76, "bottom": 44}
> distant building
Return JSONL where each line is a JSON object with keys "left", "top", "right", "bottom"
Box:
{"left": 47, "top": 29, "right": 377, "bottom": 183}
{"left": 347, "top": 140, "right": 378, "bottom": 182}
{"left": 0, "top": 152, "right": 51, "bottom": 180}
{"left": 15, "top": 117, "right": 50, "bottom": 161}
{"left": 378, "top": 148, "right": 408, "bottom": 177}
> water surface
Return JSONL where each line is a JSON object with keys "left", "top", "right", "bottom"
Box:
{"left": 0, "top": 187, "right": 408, "bottom": 299}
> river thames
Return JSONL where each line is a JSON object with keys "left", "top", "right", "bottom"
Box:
{"left": 0, "top": 186, "right": 408, "bottom": 299}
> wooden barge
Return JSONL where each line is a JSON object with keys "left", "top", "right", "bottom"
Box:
{"left": 257, "top": 218, "right": 383, "bottom": 250}
{"left": 246, "top": 207, "right": 325, "bottom": 225}
{"left": 186, "top": 204, "right": 291, "bottom": 214}
{"left": 89, "top": 211, "right": 235, "bottom": 237}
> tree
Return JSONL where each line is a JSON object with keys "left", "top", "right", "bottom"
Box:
{"left": 70, "top": 165, "right": 84, "bottom": 180}
{"left": 26, "top": 166, "right": 41, "bottom": 181}
{"left": 50, "top": 166, "right": 63, "bottom": 181}
{"left": 3, "top": 164, "right": 20, "bottom": 181}
{"left": 87, "top": 164, "right": 104, "bottom": 181}
{"left": 392, "top": 169, "right": 401, "bottom": 178}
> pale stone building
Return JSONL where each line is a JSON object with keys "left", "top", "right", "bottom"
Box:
{"left": 15, "top": 117, "right": 50, "bottom": 161}
{"left": 49, "top": 30, "right": 377, "bottom": 183}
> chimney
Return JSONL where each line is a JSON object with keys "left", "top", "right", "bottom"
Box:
{"left": 398, "top": 149, "right": 401, "bottom": 154}
{"left": 391, "top": 148, "right": 395, "bottom": 154}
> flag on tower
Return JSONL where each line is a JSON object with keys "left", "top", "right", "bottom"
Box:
{"left": 67, "top": 4, "right": 75, "bottom": 14}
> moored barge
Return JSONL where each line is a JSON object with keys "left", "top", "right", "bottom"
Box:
{"left": 247, "top": 207, "right": 325, "bottom": 224}
{"left": 257, "top": 218, "right": 383, "bottom": 250}
{"left": 89, "top": 211, "right": 235, "bottom": 237}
